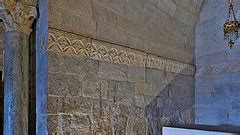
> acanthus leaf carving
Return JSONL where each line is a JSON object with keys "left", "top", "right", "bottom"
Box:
{"left": 0, "top": 1, "right": 37, "bottom": 35}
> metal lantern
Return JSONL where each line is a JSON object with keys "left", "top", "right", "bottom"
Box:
{"left": 223, "top": 0, "right": 240, "bottom": 49}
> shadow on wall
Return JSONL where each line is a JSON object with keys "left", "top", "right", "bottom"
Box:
{"left": 144, "top": 73, "right": 195, "bottom": 135}
{"left": 144, "top": 73, "right": 240, "bottom": 135}
{"left": 195, "top": 0, "right": 240, "bottom": 130}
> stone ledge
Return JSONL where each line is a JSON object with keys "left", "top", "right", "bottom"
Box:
{"left": 196, "top": 64, "right": 240, "bottom": 75}
{"left": 48, "top": 28, "right": 196, "bottom": 76}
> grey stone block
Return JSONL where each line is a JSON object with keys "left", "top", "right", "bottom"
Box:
{"left": 128, "top": 66, "right": 146, "bottom": 83}
{"left": 48, "top": 51, "right": 99, "bottom": 78}
{"left": 99, "top": 61, "right": 128, "bottom": 81}
{"left": 146, "top": 68, "right": 165, "bottom": 84}
{"left": 48, "top": 73, "right": 82, "bottom": 96}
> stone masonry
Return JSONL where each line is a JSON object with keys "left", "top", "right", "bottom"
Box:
{"left": 39, "top": 0, "right": 204, "bottom": 134}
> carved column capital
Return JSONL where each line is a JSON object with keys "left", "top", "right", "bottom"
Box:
{"left": 0, "top": 1, "right": 37, "bottom": 35}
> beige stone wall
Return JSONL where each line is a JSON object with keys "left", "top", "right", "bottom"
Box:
{"left": 45, "top": 0, "right": 204, "bottom": 134}
{"left": 48, "top": 0, "right": 203, "bottom": 64}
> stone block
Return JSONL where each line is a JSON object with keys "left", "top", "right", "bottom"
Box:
{"left": 135, "top": 95, "right": 155, "bottom": 108}
{"left": 93, "top": 2, "right": 117, "bottom": 26}
{"left": 143, "top": 39, "right": 173, "bottom": 60}
{"left": 124, "top": 0, "right": 146, "bottom": 24}
{"left": 127, "top": 33, "right": 144, "bottom": 51}
{"left": 63, "top": 97, "right": 93, "bottom": 114}
{"left": 93, "top": 0, "right": 125, "bottom": 16}
{"left": 49, "top": 5, "right": 96, "bottom": 38}
{"left": 67, "top": 0, "right": 93, "bottom": 17}
{"left": 49, "top": 6, "right": 73, "bottom": 34}
{"left": 180, "top": 108, "right": 195, "bottom": 124}
{"left": 48, "top": 73, "right": 82, "bottom": 96}
{"left": 82, "top": 79, "right": 99, "bottom": 99}
{"left": 48, "top": 52, "right": 99, "bottom": 78}
{"left": 146, "top": 68, "right": 165, "bottom": 84}
{"left": 116, "top": 15, "right": 145, "bottom": 38}
{"left": 170, "top": 74, "right": 194, "bottom": 86}
{"left": 168, "top": 85, "right": 194, "bottom": 99}
{"left": 71, "top": 14, "right": 97, "bottom": 38}
{"left": 135, "top": 83, "right": 153, "bottom": 96}
{"left": 157, "top": 0, "right": 177, "bottom": 16}
{"left": 48, "top": 96, "right": 63, "bottom": 114}
{"left": 174, "top": 6, "right": 196, "bottom": 27}
{"left": 128, "top": 66, "right": 146, "bottom": 83}
{"left": 61, "top": 114, "right": 72, "bottom": 132}
{"left": 99, "top": 61, "right": 128, "bottom": 81}
{"left": 115, "top": 81, "right": 135, "bottom": 93}
{"left": 96, "top": 21, "right": 127, "bottom": 46}
{"left": 71, "top": 114, "right": 91, "bottom": 131}
{"left": 82, "top": 79, "right": 108, "bottom": 99}
{"left": 48, "top": 115, "right": 62, "bottom": 133}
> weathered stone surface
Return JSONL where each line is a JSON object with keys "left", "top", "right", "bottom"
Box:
{"left": 48, "top": 73, "right": 82, "bottom": 96}
{"left": 48, "top": 0, "right": 202, "bottom": 64}
{"left": 63, "top": 96, "right": 93, "bottom": 115}
{"left": 97, "top": 21, "right": 128, "bottom": 46}
{"left": 4, "top": 31, "right": 29, "bottom": 135}
{"left": 48, "top": 96, "right": 63, "bottom": 114}
{"left": 49, "top": 5, "right": 97, "bottom": 38}
{"left": 99, "top": 61, "right": 128, "bottom": 81}
{"left": 48, "top": 115, "right": 62, "bottom": 133}
{"left": 168, "top": 85, "right": 194, "bottom": 99}
{"left": 93, "top": 2, "right": 117, "bottom": 26}
{"left": 44, "top": 0, "right": 206, "bottom": 134}
{"left": 146, "top": 68, "right": 166, "bottom": 84}
{"left": 48, "top": 51, "right": 99, "bottom": 78}
{"left": 128, "top": 66, "right": 146, "bottom": 83}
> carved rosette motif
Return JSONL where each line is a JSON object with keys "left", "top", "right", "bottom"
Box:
{"left": 48, "top": 29, "right": 196, "bottom": 76}
{"left": 0, "top": 1, "right": 37, "bottom": 35}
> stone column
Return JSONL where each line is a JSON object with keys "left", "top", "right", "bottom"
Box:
{"left": 0, "top": 1, "right": 37, "bottom": 135}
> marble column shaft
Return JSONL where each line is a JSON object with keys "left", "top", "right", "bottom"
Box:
{"left": 4, "top": 31, "right": 29, "bottom": 135}
{"left": 0, "top": 1, "right": 37, "bottom": 134}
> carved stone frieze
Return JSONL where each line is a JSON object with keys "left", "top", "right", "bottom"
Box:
{"left": 196, "top": 64, "right": 240, "bottom": 76}
{"left": 0, "top": 1, "right": 37, "bottom": 35}
{"left": 147, "top": 55, "right": 196, "bottom": 76}
{"left": 48, "top": 29, "right": 196, "bottom": 76}
{"left": 48, "top": 30, "right": 92, "bottom": 58}
{"left": 91, "top": 41, "right": 146, "bottom": 67}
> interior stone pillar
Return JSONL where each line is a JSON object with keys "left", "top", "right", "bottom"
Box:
{"left": 0, "top": 1, "right": 37, "bottom": 135}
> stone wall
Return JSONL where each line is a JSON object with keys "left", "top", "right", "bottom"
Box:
{"left": 195, "top": 0, "right": 240, "bottom": 127}
{"left": 42, "top": 0, "right": 204, "bottom": 134}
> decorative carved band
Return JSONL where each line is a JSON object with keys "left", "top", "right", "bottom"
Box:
{"left": 196, "top": 64, "right": 240, "bottom": 75}
{"left": 48, "top": 29, "right": 196, "bottom": 76}
{"left": 147, "top": 55, "right": 195, "bottom": 76}
{"left": 91, "top": 41, "right": 146, "bottom": 67}
{"left": 0, "top": 1, "right": 37, "bottom": 35}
